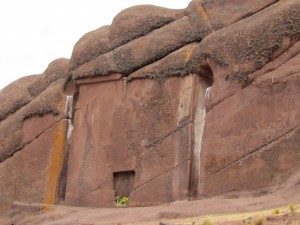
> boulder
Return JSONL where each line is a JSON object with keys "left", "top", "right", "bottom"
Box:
{"left": 109, "top": 5, "right": 185, "bottom": 48}
{"left": 0, "top": 75, "right": 38, "bottom": 122}
{"left": 70, "top": 26, "right": 112, "bottom": 71}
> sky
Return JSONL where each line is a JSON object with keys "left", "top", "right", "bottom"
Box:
{"left": 0, "top": 0, "right": 190, "bottom": 90}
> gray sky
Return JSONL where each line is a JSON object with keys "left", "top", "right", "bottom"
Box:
{"left": 0, "top": 0, "right": 190, "bottom": 90}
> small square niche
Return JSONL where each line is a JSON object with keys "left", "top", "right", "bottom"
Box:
{"left": 113, "top": 170, "right": 135, "bottom": 197}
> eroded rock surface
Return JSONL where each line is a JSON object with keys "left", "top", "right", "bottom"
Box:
{"left": 0, "top": 0, "right": 299, "bottom": 212}
{"left": 0, "top": 59, "right": 71, "bottom": 211}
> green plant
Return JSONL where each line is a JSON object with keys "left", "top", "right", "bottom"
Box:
{"left": 115, "top": 196, "right": 129, "bottom": 206}
{"left": 201, "top": 219, "right": 214, "bottom": 225}
{"left": 288, "top": 203, "right": 297, "bottom": 213}
{"left": 273, "top": 208, "right": 280, "bottom": 215}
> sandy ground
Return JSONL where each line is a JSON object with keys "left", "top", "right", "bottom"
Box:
{"left": 1, "top": 172, "right": 300, "bottom": 225}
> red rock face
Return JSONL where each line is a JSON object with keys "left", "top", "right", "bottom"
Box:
{"left": 0, "top": 115, "right": 71, "bottom": 209}
{"left": 0, "top": 0, "right": 299, "bottom": 209}
{"left": 65, "top": 74, "right": 209, "bottom": 207}
{"left": 200, "top": 44, "right": 300, "bottom": 196}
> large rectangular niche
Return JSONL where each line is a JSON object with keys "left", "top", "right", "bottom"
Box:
{"left": 65, "top": 74, "right": 208, "bottom": 207}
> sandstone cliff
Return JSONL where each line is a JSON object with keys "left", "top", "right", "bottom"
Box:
{"left": 0, "top": 0, "right": 299, "bottom": 211}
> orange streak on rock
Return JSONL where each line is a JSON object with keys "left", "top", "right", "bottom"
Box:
{"left": 197, "top": 6, "right": 210, "bottom": 22}
{"left": 185, "top": 47, "right": 193, "bottom": 62}
{"left": 44, "top": 120, "right": 67, "bottom": 205}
